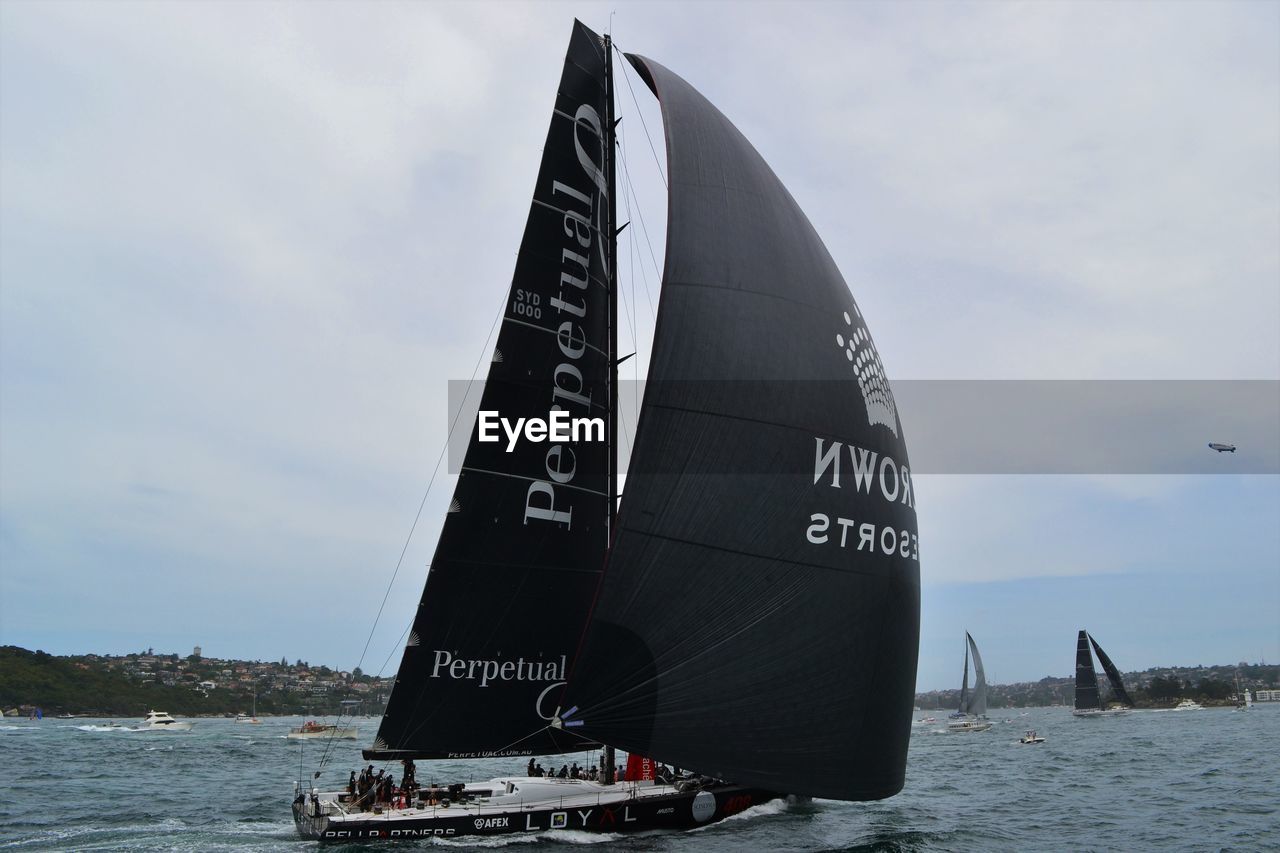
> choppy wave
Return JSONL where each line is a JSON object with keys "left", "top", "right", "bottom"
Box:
{"left": 0, "top": 710, "right": 1277, "bottom": 850}
{"left": 431, "top": 829, "right": 625, "bottom": 847}
{"left": 74, "top": 725, "right": 129, "bottom": 733}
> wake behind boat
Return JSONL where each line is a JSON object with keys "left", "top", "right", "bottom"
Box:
{"left": 292, "top": 17, "right": 920, "bottom": 842}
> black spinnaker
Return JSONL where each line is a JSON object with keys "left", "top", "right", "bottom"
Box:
{"left": 555, "top": 55, "right": 920, "bottom": 801}
{"left": 1089, "top": 633, "right": 1133, "bottom": 708}
{"left": 368, "top": 20, "right": 612, "bottom": 761}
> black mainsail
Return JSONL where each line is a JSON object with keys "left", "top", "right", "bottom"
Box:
{"left": 1089, "top": 633, "right": 1133, "bottom": 708}
{"left": 368, "top": 21, "right": 613, "bottom": 760}
{"left": 555, "top": 55, "right": 920, "bottom": 801}
{"left": 1074, "top": 629, "right": 1102, "bottom": 712}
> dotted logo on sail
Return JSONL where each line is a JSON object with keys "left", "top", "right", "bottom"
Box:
{"left": 835, "top": 308, "right": 899, "bottom": 437}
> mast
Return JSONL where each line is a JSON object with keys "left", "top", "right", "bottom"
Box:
{"left": 602, "top": 28, "right": 618, "bottom": 788}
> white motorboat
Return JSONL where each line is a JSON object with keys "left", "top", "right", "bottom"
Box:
{"left": 1173, "top": 699, "right": 1203, "bottom": 711}
{"left": 947, "top": 718, "right": 992, "bottom": 733}
{"left": 1019, "top": 730, "right": 1045, "bottom": 744}
{"left": 134, "top": 710, "right": 193, "bottom": 731}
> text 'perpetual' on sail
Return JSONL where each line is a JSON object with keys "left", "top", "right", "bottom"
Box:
{"left": 366, "top": 20, "right": 613, "bottom": 762}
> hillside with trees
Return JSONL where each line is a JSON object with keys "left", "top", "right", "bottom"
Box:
{"left": 916, "top": 661, "right": 1278, "bottom": 710}
{"left": 0, "top": 646, "right": 388, "bottom": 717}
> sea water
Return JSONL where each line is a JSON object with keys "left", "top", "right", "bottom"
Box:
{"left": 0, "top": 706, "right": 1275, "bottom": 851}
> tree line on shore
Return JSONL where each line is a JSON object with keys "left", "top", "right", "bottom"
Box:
{"left": 6, "top": 645, "right": 1274, "bottom": 717}
{"left": 917, "top": 662, "right": 1278, "bottom": 710}
{"left": 0, "top": 646, "right": 385, "bottom": 717}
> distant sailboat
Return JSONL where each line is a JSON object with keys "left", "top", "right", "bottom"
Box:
{"left": 1072, "top": 630, "right": 1132, "bottom": 717}
{"left": 235, "top": 693, "right": 260, "bottom": 724}
{"left": 948, "top": 632, "right": 992, "bottom": 732}
{"left": 1234, "top": 675, "right": 1253, "bottom": 711}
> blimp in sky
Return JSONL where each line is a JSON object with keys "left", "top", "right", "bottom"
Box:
{"left": 1208, "top": 443, "right": 1237, "bottom": 453}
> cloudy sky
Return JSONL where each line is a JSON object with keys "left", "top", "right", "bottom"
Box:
{"left": 2, "top": 0, "right": 1276, "bottom": 692}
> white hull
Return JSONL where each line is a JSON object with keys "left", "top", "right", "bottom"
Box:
{"left": 135, "top": 721, "right": 194, "bottom": 731}
{"left": 947, "top": 719, "right": 992, "bottom": 732}
{"left": 135, "top": 710, "right": 193, "bottom": 731}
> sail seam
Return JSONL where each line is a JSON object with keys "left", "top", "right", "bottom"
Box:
{"left": 501, "top": 316, "right": 610, "bottom": 358}
{"left": 436, "top": 556, "right": 603, "bottom": 575}
{"left": 662, "top": 277, "right": 829, "bottom": 312}
{"left": 618, "top": 528, "right": 903, "bottom": 580}
{"left": 459, "top": 466, "right": 609, "bottom": 497}
{"left": 642, "top": 400, "right": 873, "bottom": 445}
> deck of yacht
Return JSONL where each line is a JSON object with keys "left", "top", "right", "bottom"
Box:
{"left": 315, "top": 776, "right": 679, "bottom": 825}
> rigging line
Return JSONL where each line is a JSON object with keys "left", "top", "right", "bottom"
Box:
{"left": 618, "top": 106, "right": 640, "bottom": 346}
{"left": 619, "top": 124, "right": 641, "bottom": 423}
{"left": 486, "top": 723, "right": 595, "bottom": 759}
{"left": 610, "top": 117, "right": 638, "bottom": 466}
{"left": 614, "top": 41, "right": 667, "bottom": 189}
{"left": 614, "top": 128, "right": 640, "bottom": 461}
{"left": 617, "top": 151, "right": 659, "bottom": 319}
{"left": 352, "top": 288, "right": 508, "bottom": 680}
{"left": 375, "top": 608, "right": 416, "bottom": 679}
{"left": 618, "top": 129, "right": 645, "bottom": 364}
{"left": 612, "top": 72, "right": 659, "bottom": 322}
{"left": 616, "top": 200, "right": 638, "bottom": 370}
{"left": 315, "top": 703, "right": 357, "bottom": 773}
{"left": 627, "top": 176, "right": 640, "bottom": 425}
